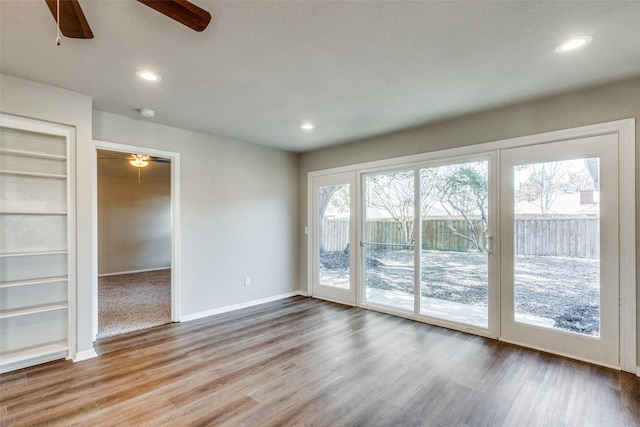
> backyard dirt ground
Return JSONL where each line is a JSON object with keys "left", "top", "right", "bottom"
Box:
{"left": 321, "top": 249, "right": 600, "bottom": 335}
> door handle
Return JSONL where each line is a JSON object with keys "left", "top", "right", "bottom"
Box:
{"left": 484, "top": 234, "right": 493, "bottom": 255}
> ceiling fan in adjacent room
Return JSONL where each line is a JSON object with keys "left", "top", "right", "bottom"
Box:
{"left": 98, "top": 152, "right": 171, "bottom": 165}
{"left": 98, "top": 151, "right": 171, "bottom": 184}
{"left": 45, "top": 0, "right": 211, "bottom": 40}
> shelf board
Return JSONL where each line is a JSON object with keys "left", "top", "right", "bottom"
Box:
{"left": 0, "top": 341, "right": 68, "bottom": 371}
{"left": 0, "top": 303, "right": 68, "bottom": 319}
{"left": 0, "top": 276, "right": 67, "bottom": 288}
{"left": 0, "top": 170, "right": 66, "bottom": 179}
{"left": 0, "top": 211, "right": 67, "bottom": 215}
{"left": 0, "top": 148, "right": 66, "bottom": 160}
{"left": 0, "top": 250, "right": 67, "bottom": 258}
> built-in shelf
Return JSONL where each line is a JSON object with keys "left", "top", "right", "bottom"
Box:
{"left": 0, "top": 303, "right": 68, "bottom": 319}
{"left": 0, "top": 170, "right": 66, "bottom": 179}
{"left": 1, "top": 119, "right": 73, "bottom": 374}
{"left": 0, "top": 148, "right": 66, "bottom": 160}
{"left": 0, "top": 341, "right": 68, "bottom": 374}
{"left": 0, "top": 250, "right": 67, "bottom": 258}
{"left": 0, "top": 276, "right": 67, "bottom": 289}
{"left": 0, "top": 211, "right": 67, "bottom": 216}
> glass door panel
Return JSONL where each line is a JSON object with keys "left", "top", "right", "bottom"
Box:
{"left": 500, "top": 135, "right": 619, "bottom": 367}
{"left": 319, "top": 184, "right": 351, "bottom": 289}
{"left": 363, "top": 170, "right": 414, "bottom": 312}
{"left": 513, "top": 158, "right": 600, "bottom": 335}
{"left": 313, "top": 172, "right": 356, "bottom": 305}
{"left": 420, "top": 161, "right": 489, "bottom": 328}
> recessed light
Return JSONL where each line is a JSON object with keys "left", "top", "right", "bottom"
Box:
{"left": 301, "top": 123, "right": 315, "bottom": 131}
{"left": 135, "top": 70, "right": 162, "bottom": 82}
{"left": 555, "top": 36, "right": 593, "bottom": 53}
{"left": 139, "top": 108, "right": 156, "bottom": 118}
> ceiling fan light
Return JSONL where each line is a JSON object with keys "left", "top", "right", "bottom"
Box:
{"left": 130, "top": 154, "right": 150, "bottom": 168}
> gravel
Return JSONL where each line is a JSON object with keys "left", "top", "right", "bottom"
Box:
{"left": 320, "top": 249, "right": 600, "bottom": 335}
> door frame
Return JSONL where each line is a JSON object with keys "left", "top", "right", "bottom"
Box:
{"left": 495, "top": 120, "right": 635, "bottom": 372}
{"left": 499, "top": 134, "right": 621, "bottom": 368}
{"left": 309, "top": 171, "right": 358, "bottom": 305}
{"left": 306, "top": 118, "right": 635, "bottom": 372}
{"left": 92, "top": 140, "right": 181, "bottom": 341}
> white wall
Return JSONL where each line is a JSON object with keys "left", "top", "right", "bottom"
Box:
{"left": 93, "top": 111, "right": 300, "bottom": 317}
{"left": 97, "top": 172, "right": 171, "bottom": 275}
{"left": 299, "top": 76, "right": 640, "bottom": 367}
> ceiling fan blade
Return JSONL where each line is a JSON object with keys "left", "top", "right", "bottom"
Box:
{"left": 137, "top": 0, "right": 211, "bottom": 32}
{"left": 44, "top": 0, "right": 94, "bottom": 39}
{"left": 151, "top": 158, "right": 171, "bottom": 164}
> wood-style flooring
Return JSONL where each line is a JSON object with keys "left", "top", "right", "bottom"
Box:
{"left": 1, "top": 296, "right": 639, "bottom": 426}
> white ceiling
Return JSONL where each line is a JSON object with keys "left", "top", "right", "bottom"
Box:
{"left": 1, "top": 1, "right": 640, "bottom": 152}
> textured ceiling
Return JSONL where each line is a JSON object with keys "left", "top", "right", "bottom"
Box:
{"left": 1, "top": 1, "right": 640, "bottom": 152}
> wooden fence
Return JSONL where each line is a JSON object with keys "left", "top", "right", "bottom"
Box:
{"left": 514, "top": 217, "right": 599, "bottom": 258}
{"left": 321, "top": 217, "right": 599, "bottom": 259}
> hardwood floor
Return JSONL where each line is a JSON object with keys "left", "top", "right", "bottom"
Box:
{"left": 1, "top": 296, "right": 639, "bottom": 426}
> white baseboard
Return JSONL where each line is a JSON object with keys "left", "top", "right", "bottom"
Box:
{"left": 98, "top": 266, "right": 170, "bottom": 277}
{"left": 180, "top": 291, "right": 307, "bottom": 322}
{"left": 73, "top": 348, "right": 99, "bottom": 363}
{"left": 637, "top": 366, "right": 640, "bottom": 377}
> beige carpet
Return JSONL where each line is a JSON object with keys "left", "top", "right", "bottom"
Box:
{"left": 97, "top": 269, "right": 171, "bottom": 339}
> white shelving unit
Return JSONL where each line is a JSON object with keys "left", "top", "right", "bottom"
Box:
{"left": 0, "top": 120, "right": 75, "bottom": 374}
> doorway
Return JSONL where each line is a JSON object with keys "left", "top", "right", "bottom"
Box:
{"left": 92, "top": 141, "right": 181, "bottom": 341}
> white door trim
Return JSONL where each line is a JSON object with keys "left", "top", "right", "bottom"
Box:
{"left": 499, "top": 120, "right": 635, "bottom": 372}
{"left": 310, "top": 172, "right": 357, "bottom": 305}
{"left": 617, "top": 119, "right": 636, "bottom": 373}
{"left": 499, "top": 134, "right": 620, "bottom": 368}
{"left": 92, "top": 140, "right": 181, "bottom": 341}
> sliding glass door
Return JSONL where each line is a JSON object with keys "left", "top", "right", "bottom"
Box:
{"left": 420, "top": 160, "right": 491, "bottom": 328}
{"left": 308, "top": 120, "right": 633, "bottom": 370}
{"left": 361, "top": 158, "right": 494, "bottom": 330}
{"left": 362, "top": 170, "right": 415, "bottom": 312}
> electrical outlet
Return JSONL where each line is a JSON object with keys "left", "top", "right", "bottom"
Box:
{"left": 244, "top": 277, "right": 251, "bottom": 287}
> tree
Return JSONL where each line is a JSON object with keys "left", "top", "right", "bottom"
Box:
{"left": 433, "top": 163, "right": 488, "bottom": 252}
{"left": 515, "top": 160, "right": 593, "bottom": 213}
{"left": 318, "top": 185, "right": 349, "bottom": 252}
{"left": 365, "top": 171, "right": 414, "bottom": 245}
{"left": 516, "top": 162, "right": 566, "bottom": 213}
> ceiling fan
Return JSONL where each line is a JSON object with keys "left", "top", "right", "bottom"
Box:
{"left": 98, "top": 152, "right": 171, "bottom": 166}
{"left": 44, "top": 0, "right": 211, "bottom": 40}
{"left": 98, "top": 152, "right": 171, "bottom": 183}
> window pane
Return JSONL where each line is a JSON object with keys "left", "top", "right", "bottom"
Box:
{"left": 420, "top": 161, "right": 489, "bottom": 328}
{"left": 363, "top": 170, "right": 414, "bottom": 311}
{"left": 318, "top": 184, "right": 350, "bottom": 289}
{"left": 513, "top": 158, "right": 600, "bottom": 336}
